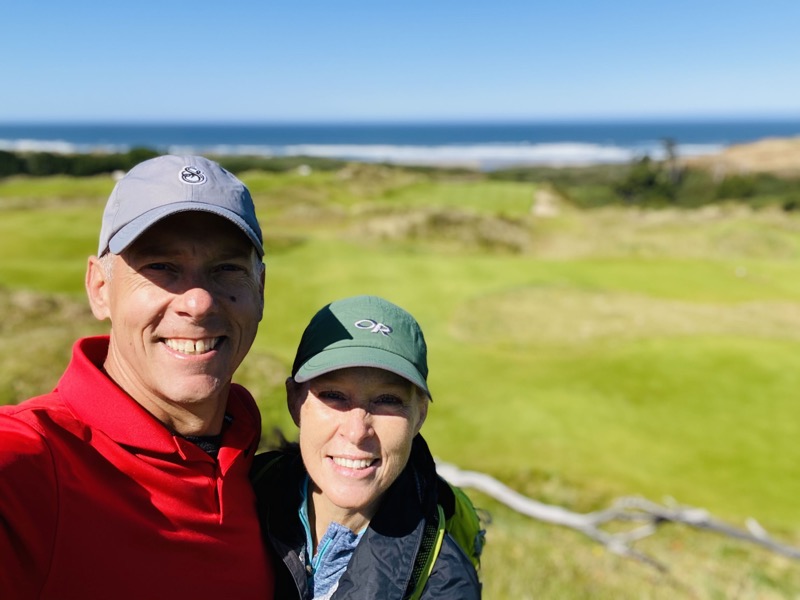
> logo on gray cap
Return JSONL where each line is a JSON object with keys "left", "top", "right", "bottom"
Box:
{"left": 180, "top": 166, "right": 207, "bottom": 185}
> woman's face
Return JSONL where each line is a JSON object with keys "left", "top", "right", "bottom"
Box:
{"left": 289, "top": 367, "right": 428, "bottom": 525}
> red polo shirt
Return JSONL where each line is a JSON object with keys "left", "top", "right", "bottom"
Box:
{"left": 0, "top": 336, "right": 273, "bottom": 599}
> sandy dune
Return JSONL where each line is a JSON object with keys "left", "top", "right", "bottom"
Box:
{"left": 683, "top": 136, "right": 800, "bottom": 177}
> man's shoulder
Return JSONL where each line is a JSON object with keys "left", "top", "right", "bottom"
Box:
{"left": 1, "top": 390, "right": 68, "bottom": 420}
{"left": 0, "top": 393, "right": 68, "bottom": 471}
{"left": 227, "top": 382, "right": 262, "bottom": 425}
{"left": 0, "top": 391, "right": 83, "bottom": 453}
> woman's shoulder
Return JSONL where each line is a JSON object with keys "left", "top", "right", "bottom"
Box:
{"left": 425, "top": 533, "right": 482, "bottom": 599}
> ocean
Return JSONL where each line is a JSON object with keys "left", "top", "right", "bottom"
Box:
{"left": 1, "top": 119, "right": 799, "bottom": 170}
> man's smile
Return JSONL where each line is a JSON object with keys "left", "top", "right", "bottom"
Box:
{"left": 163, "top": 337, "right": 222, "bottom": 355}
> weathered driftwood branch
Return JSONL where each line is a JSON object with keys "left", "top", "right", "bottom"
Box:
{"left": 435, "top": 460, "right": 800, "bottom": 571}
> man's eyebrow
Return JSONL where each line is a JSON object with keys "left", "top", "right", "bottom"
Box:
{"left": 125, "top": 243, "right": 253, "bottom": 260}
{"left": 126, "top": 242, "right": 166, "bottom": 255}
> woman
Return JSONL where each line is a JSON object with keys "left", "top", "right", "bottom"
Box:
{"left": 252, "top": 295, "right": 481, "bottom": 599}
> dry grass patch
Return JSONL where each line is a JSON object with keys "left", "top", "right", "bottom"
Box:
{"left": 531, "top": 205, "right": 800, "bottom": 260}
{"left": 350, "top": 206, "right": 533, "bottom": 253}
{"left": 0, "top": 288, "right": 105, "bottom": 403}
{"left": 479, "top": 499, "right": 800, "bottom": 599}
{"left": 683, "top": 136, "right": 800, "bottom": 177}
{"left": 451, "top": 286, "right": 800, "bottom": 348}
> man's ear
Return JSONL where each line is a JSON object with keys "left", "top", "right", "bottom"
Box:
{"left": 257, "top": 264, "right": 266, "bottom": 321}
{"left": 285, "top": 377, "right": 305, "bottom": 427}
{"left": 85, "top": 255, "right": 112, "bottom": 321}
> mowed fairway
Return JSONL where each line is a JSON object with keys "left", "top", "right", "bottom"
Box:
{"left": 2, "top": 167, "right": 799, "bottom": 597}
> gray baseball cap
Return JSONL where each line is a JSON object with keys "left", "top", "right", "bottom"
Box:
{"left": 98, "top": 154, "right": 263, "bottom": 256}
{"left": 291, "top": 295, "right": 431, "bottom": 399}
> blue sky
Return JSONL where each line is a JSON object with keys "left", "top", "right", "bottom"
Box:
{"left": 3, "top": 0, "right": 799, "bottom": 122}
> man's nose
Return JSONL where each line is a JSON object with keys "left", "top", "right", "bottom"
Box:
{"left": 172, "top": 275, "right": 219, "bottom": 318}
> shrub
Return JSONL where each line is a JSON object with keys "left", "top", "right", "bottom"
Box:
{"left": 715, "top": 175, "right": 757, "bottom": 200}
{"left": 24, "top": 152, "right": 71, "bottom": 176}
{"left": 123, "top": 147, "right": 161, "bottom": 170}
{"left": 0, "top": 151, "right": 24, "bottom": 178}
{"left": 613, "top": 157, "right": 677, "bottom": 206}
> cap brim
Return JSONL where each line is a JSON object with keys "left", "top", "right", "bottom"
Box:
{"left": 106, "top": 202, "right": 264, "bottom": 256}
{"left": 294, "top": 346, "right": 431, "bottom": 398}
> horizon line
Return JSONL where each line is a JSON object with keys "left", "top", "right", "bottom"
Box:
{"left": 2, "top": 113, "right": 800, "bottom": 126}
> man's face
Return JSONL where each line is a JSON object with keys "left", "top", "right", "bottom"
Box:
{"left": 288, "top": 367, "right": 427, "bottom": 525}
{"left": 87, "top": 212, "right": 264, "bottom": 428}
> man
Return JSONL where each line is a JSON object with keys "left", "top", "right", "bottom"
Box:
{"left": 0, "top": 155, "right": 274, "bottom": 599}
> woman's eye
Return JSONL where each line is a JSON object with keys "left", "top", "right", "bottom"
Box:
{"left": 218, "top": 263, "right": 246, "bottom": 272}
{"left": 318, "top": 390, "right": 347, "bottom": 402}
{"left": 375, "top": 395, "right": 403, "bottom": 406}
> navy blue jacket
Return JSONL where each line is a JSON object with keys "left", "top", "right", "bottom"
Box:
{"left": 252, "top": 435, "right": 481, "bottom": 599}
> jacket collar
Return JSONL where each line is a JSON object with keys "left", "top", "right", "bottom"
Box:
{"left": 58, "top": 336, "right": 260, "bottom": 460}
{"left": 257, "top": 437, "right": 440, "bottom": 599}
{"left": 332, "top": 435, "right": 438, "bottom": 598}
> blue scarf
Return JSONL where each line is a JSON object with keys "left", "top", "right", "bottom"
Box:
{"left": 298, "top": 476, "right": 366, "bottom": 600}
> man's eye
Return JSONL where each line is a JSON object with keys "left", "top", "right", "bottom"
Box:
{"left": 318, "top": 390, "right": 347, "bottom": 402}
{"left": 145, "top": 263, "right": 170, "bottom": 271}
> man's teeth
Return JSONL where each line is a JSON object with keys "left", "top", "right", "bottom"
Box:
{"left": 332, "top": 457, "right": 375, "bottom": 469}
{"left": 164, "top": 338, "right": 220, "bottom": 355}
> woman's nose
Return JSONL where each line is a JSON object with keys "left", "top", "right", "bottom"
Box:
{"left": 341, "top": 408, "right": 374, "bottom": 443}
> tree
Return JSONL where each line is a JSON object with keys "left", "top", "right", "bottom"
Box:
{"left": 614, "top": 156, "right": 677, "bottom": 205}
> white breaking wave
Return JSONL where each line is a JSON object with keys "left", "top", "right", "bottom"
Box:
{"left": 282, "top": 142, "right": 634, "bottom": 167}
{"left": 0, "top": 138, "right": 724, "bottom": 170}
{"left": 0, "top": 139, "right": 127, "bottom": 154}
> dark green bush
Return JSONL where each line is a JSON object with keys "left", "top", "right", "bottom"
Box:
{"left": 613, "top": 156, "right": 677, "bottom": 206}
{"left": 25, "top": 152, "right": 71, "bottom": 176}
{"left": 715, "top": 175, "right": 757, "bottom": 200}
{"left": 122, "top": 147, "right": 161, "bottom": 170}
{"left": 68, "top": 154, "right": 126, "bottom": 177}
{"left": 0, "top": 151, "right": 24, "bottom": 178}
{"left": 215, "top": 155, "right": 346, "bottom": 173}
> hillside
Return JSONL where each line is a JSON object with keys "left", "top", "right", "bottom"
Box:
{"left": 2, "top": 167, "right": 800, "bottom": 598}
{"left": 684, "top": 136, "right": 800, "bottom": 177}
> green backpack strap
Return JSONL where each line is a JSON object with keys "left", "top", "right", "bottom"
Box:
{"left": 444, "top": 483, "right": 484, "bottom": 572}
{"left": 406, "top": 479, "right": 485, "bottom": 598}
{"left": 407, "top": 504, "right": 446, "bottom": 600}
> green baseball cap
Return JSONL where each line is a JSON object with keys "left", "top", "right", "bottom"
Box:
{"left": 292, "top": 295, "right": 431, "bottom": 398}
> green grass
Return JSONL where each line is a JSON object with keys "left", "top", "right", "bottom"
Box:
{"left": 2, "top": 166, "right": 799, "bottom": 598}
{"left": 0, "top": 207, "right": 98, "bottom": 292}
{"left": 0, "top": 173, "right": 116, "bottom": 202}
{"left": 385, "top": 178, "right": 537, "bottom": 215}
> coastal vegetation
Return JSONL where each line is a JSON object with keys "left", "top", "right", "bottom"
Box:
{"left": 4, "top": 144, "right": 799, "bottom": 211}
{"left": 2, "top": 153, "right": 799, "bottom": 598}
